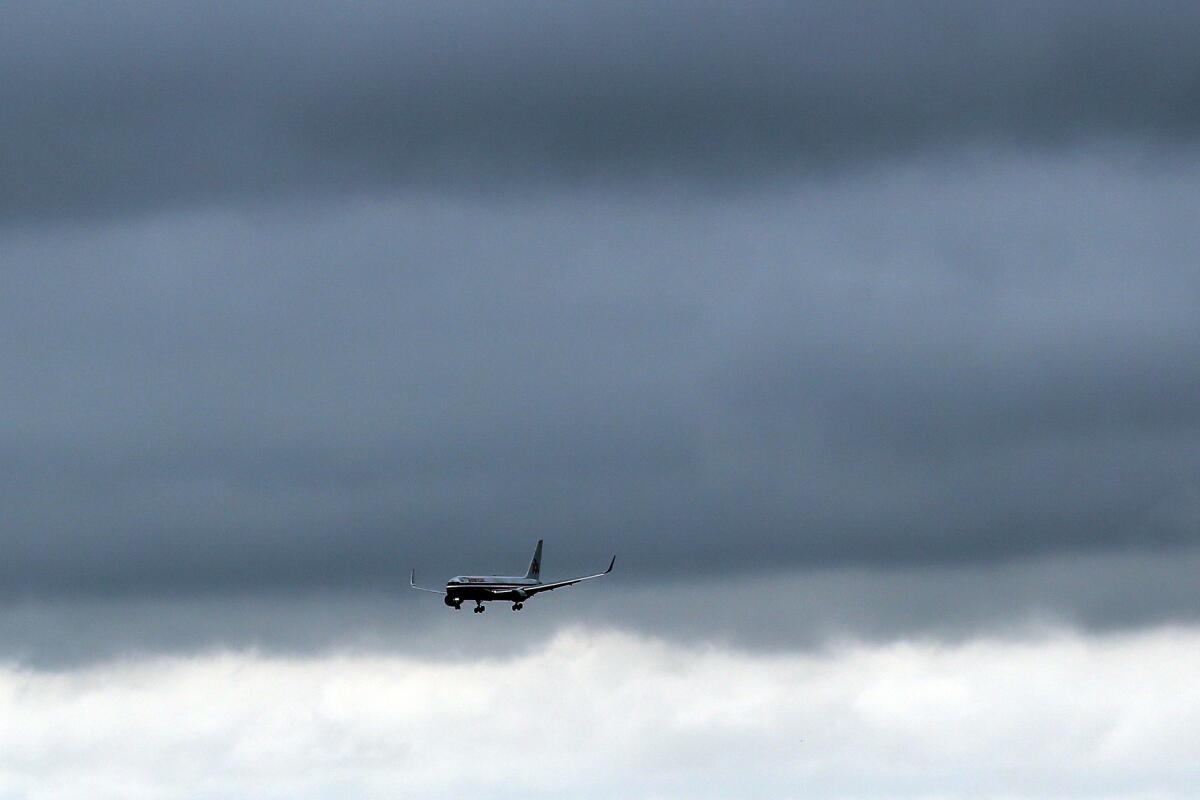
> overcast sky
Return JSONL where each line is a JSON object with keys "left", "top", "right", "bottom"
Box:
{"left": 2, "top": 2, "right": 1199, "bottom": 797}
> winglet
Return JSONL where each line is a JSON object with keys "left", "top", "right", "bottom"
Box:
{"left": 410, "top": 570, "right": 447, "bottom": 594}
{"left": 606, "top": 555, "right": 616, "bottom": 574}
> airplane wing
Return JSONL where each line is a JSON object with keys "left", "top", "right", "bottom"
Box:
{"left": 409, "top": 570, "right": 446, "bottom": 594}
{"left": 524, "top": 555, "right": 615, "bottom": 596}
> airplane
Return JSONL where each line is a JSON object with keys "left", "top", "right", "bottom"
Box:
{"left": 410, "top": 539, "right": 615, "bottom": 613}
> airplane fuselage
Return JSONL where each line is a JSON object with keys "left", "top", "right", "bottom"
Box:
{"left": 444, "top": 575, "right": 539, "bottom": 604}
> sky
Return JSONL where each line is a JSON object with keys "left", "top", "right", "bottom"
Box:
{"left": 2, "top": 1, "right": 1199, "bottom": 797}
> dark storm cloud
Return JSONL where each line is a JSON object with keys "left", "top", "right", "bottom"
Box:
{"left": 4, "top": 2, "right": 1200, "bottom": 661}
{"left": 7, "top": 546, "right": 1200, "bottom": 668}
{"left": 2, "top": 153, "right": 1198, "bottom": 611}
{"left": 3, "top": 0, "right": 1200, "bottom": 220}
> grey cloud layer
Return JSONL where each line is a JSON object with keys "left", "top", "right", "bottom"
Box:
{"left": 3, "top": 1, "right": 1200, "bottom": 219}
{"left": 7, "top": 546, "right": 1200, "bottom": 668}
{"left": 2, "top": 153, "right": 1198, "bottom": 607}
{"left": 3, "top": 3, "right": 1200, "bottom": 661}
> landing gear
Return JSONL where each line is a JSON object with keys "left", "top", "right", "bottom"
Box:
{"left": 473, "top": 603, "right": 485, "bottom": 613}
{"left": 511, "top": 602, "right": 524, "bottom": 611}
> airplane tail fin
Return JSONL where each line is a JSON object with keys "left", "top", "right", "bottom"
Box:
{"left": 525, "top": 539, "right": 543, "bottom": 580}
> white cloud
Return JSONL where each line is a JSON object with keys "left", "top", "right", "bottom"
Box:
{"left": 1, "top": 626, "right": 1197, "bottom": 799}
